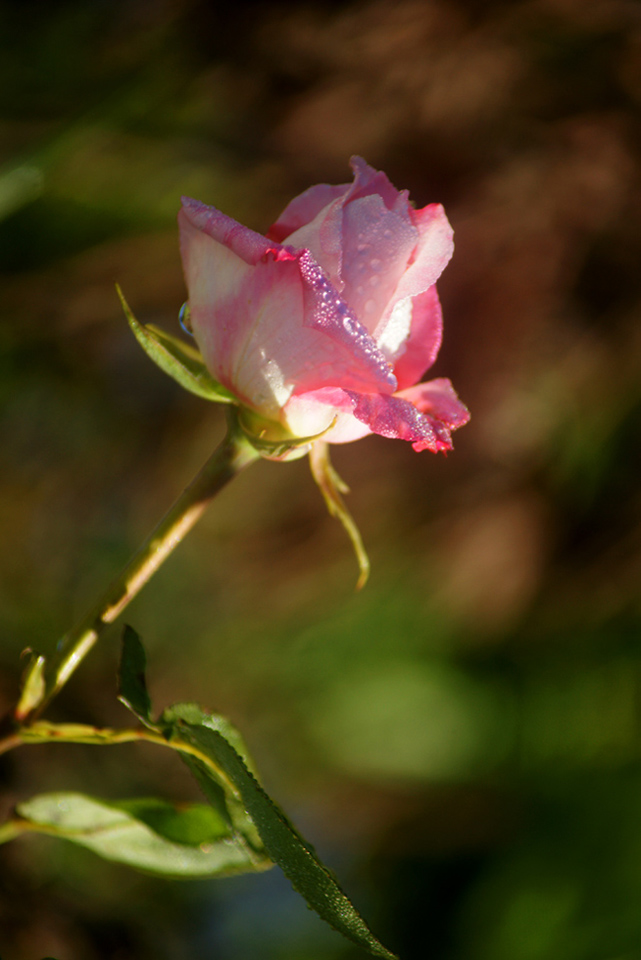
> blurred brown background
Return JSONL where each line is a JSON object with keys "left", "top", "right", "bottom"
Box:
{"left": 1, "top": 0, "right": 641, "bottom": 958}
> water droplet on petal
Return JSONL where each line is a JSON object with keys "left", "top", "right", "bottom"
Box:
{"left": 369, "top": 275, "right": 380, "bottom": 287}
{"left": 364, "top": 299, "right": 376, "bottom": 313}
{"left": 370, "top": 258, "right": 382, "bottom": 271}
{"left": 179, "top": 302, "right": 193, "bottom": 335}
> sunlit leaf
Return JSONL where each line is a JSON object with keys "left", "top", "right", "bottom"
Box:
{"left": 162, "top": 703, "right": 264, "bottom": 850}
{"left": 162, "top": 703, "right": 396, "bottom": 960}
{"left": 15, "top": 792, "right": 271, "bottom": 878}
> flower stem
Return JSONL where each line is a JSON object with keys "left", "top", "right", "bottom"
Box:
{"left": 30, "top": 410, "right": 260, "bottom": 721}
{"left": 10, "top": 719, "right": 238, "bottom": 794}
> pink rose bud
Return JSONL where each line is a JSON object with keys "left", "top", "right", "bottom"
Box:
{"left": 178, "top": 157, "right": 469, "bottom": 454}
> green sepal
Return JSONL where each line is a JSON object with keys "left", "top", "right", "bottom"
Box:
{"left": 118, "top": 626, "right": 152, "bottom": 725}
{"left": 14, "top": 792, "right": 271, "bottom": 878}
{"left": 117, "top": 285, "right": 236, "bottom": 403}
{"left": 238, "top": 408, "right": 339, "bottom": 461}
{"left": 309, "top": 441, "right": 370, "bottom": 588}
{"left": 14, "top": 650, "right": 46, "bottom": 721}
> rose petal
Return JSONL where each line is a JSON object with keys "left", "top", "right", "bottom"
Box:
{"left": 278, "top": 197, "right": 345, "bottom": 289}
{"left": 180, "top": 197, "right": 274, "bottom": 266}
{"left": 180, "top": 215, "right": 396, "bottom": 418}
{"left": 390, "top": 203, "right": 454, "bottom": 304}
{"left": 348, "top": 156, "right": 411, "bottom": 216}
{"left": 285, "top": 379, "right": 469, "bottom": 451}
{"left": 391, "top": 285, "right": 443, "bottom": 390}
{"left": 346, "top": 390, "right": 454, "bottom": 452}
{"left": 340, "top": 193, "right": 418, "bottom": 335}
{"left": 283, "top": 387, "right": 370, "bottom": 443}
{"left": 296, "top": 250, "right": 397, "bottom": 395}
{"left": 267, "top": 183, "right": 350, "bottom": 243}
{"left": 396, "top": 377, "right": 470, "bottom": 430}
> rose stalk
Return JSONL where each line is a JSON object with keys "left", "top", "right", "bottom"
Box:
{"left": 19, "top": 413, "right": 260, "bottom": 723}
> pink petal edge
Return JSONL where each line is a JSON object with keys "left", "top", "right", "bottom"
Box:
{"left": 180, "top": 197, "right": 276, "bottom": 266}
{"left": 268, "top": 183, "right": 350, "bottom": 243}
{"left": 345, "top": 390, "right": 454, "bottom": 453}
{"left": 296, "top": 249, "right": 397, "bottom": 395}
{"left": 392, "top": 285, "right": 444, "bottom": 391}
{"left": 392, "top": 204, "right": 454, "bottom": 304}
{"left": 397, "top": 378, "right": 470, "bottom": 429}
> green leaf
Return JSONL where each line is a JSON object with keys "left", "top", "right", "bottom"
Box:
{"left": 309, "top": 441, "right": 370, "bottom": 589}
{"left": 162, "top": 703, "right": 396, "bottom": 960}
{"left": 15, "top": 792, "right": 272, "bottom": 878}
{"left": 117, "top": 285, "right": 236, "bottom": 403}
{"left": 162, "top": 704, "right": 264, "bottom": 851}
{"left": 118, "top": 625, "right": 152, "bottom": 724}
{"left": 163, "top": 702, "right": 258, "bottom": 773}
{"left": 113, "top": 797, "right": 229, "bottom": 845}
{"left": 116, "top": 640, "right": 263, "bottom": 848}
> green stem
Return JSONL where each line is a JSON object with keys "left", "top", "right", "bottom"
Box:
{"left": 4, "top": 720, "right": 238, "bottom": 796}
{"left": 29, "top": 410, "right": 260, "bottom": 721}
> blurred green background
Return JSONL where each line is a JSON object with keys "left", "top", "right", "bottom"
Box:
{"left": 1, "top": 0, "right": 640, "bottom": 957}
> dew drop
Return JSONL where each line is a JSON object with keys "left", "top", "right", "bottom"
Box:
{"left": 179, "top": 302, "right": 193, "bottom": 336}
{"left": 364, "top": 299, "right": 376, "bottom": 313}
{"left": 370, "top": 258, "right": 382, "bottom": 271}
{"left": 369, "top": 275, "right": 380, "bottom": 287}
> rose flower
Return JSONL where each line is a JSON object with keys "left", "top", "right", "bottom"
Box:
{"left": 178, "top": 157, "right": 468, "bottom": 455}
